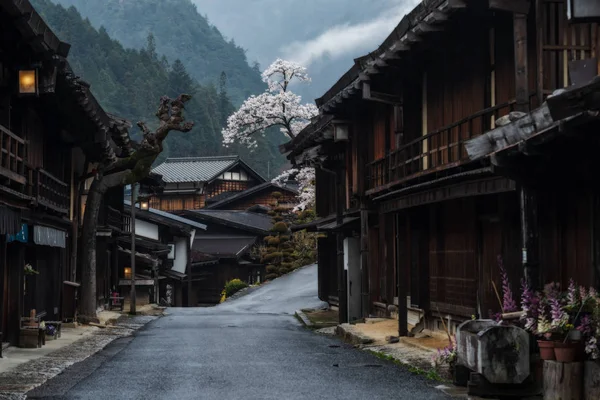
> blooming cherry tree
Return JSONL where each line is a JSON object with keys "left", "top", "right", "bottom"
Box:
{"left": 222, "top": 59, "right": 318, "bottom": 210}
{"left": 222, "top": 59, "right": 318, "bottom": 148}
{"left": 272, "top": 167, "right": 315, "bottom": 211}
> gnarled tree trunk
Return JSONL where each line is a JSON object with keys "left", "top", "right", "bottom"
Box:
{"left": 78, "top": 95, "right": 193, "bottom": 320}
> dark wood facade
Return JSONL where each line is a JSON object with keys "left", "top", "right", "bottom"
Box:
{"left": 150, "top": 158, "right": 266, "bottom": 213}
{"left": 0, "top": 0, "right": 137, "bottom": 344}
{"left": 285, "top": 0, "right": 600, "bottom": 333}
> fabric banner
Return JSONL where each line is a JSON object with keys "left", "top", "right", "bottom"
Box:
{"left": 33, "top": 225, "right": 66, "bottom": 248}
{"left": 7, "top": 223, "right": 28, "bottom": 243}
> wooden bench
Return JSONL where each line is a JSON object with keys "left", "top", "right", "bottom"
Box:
{"left": 20, "top": 312, "right": 46, "bottom": 348}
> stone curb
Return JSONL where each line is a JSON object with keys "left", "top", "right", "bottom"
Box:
{"left": 0, "top": 315, "right": 159, "bottom": 399}
{"left": 398, "top": 337, "right": 439, "bottom": 354}
{"left": 294, "top": 310, "right": 314, "bottom": 328}
{"left": 335, "top": 323, "right": 374, "bottom": 345}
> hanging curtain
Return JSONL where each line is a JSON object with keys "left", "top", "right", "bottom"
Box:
{"left": 33, "top": 225, "right": 66, "bottom": 248}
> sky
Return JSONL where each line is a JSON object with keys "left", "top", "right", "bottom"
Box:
{"left": 192, "top": 0, "right": 420, "bottom": 101}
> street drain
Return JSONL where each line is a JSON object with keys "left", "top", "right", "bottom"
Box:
{"left": 332, "top": 363, "right": 384, "bottom": 368}
{"left": 328, "top": 345, "right": 340, "bottom": 348}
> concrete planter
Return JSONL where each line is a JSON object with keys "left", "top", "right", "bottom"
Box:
{"left": 584, "top": 361, "right": 600, "bottom": 400}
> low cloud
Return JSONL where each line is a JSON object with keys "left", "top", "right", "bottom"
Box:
{"left": 283, "top": 0, "right": 420, "bottom": 67}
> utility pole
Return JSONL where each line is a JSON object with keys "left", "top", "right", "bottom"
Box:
{"left": 130, "top": 183, "right": 138, "bottom": 314}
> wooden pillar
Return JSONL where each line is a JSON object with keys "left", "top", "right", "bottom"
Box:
{"left": 360, "top": 205, "right": 369, "bottom": 319}
{"left": 336, "top": 165, "right": 348, "bottom": 324}
{"left": 397, "top": 214, "right": 408, "bottom": 336}
{"left": 514, "top": 12, "right": 530, "bottom": 112}
{"left": 187, "top": 236, "right": 192, "bottom": 307}
{"left": 520, "top": 186, "right": 540, "bottom": 289}
{"left": 593, "top": 194, "right": 600, "bottom": 289}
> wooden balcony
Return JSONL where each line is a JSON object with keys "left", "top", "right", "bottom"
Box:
{"left": 34, "top": 168, "right": 69, "bottom": 215}
{"left": 0, "top": 124, "right": 26, "bottom": 185}
{"left": 367, "top": 101, "right": 517, "bottom": 194}
{"left": 106, "top": 206, "right": 124, "bottom": 231}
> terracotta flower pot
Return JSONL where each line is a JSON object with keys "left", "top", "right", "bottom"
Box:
{"left": 538, "top": 340, "right": 556, "bottom": 360}
{"left": 554, "top": 341, "right": 578, "bottom": 363}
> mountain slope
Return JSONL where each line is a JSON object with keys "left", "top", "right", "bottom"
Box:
{"left": 53, "top": 0, "right": 266, "bottom": 105}
{"left": 31, "top": 0, "right": 286, "bottom": 177}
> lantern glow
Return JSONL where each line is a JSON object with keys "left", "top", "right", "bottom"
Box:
{"left": 19, "top": 70, "right": 37, "bottom": 94}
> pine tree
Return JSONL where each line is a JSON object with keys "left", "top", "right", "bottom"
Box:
{"left": 146, "top": 32, "right": 158, "bottom": 61}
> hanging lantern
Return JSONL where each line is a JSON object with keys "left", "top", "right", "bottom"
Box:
{"left": 333, "top": 121, "right": 349, "bottom": 142}
{"left": 138, "top": 196, "right": 150, "bottom": 211}
{"left": 18, "top": 69, "right": 38, "bottom": 95}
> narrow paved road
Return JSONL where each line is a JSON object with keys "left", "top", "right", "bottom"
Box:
{"left": 28, "top": 265, "right": 447, "bottom": 400}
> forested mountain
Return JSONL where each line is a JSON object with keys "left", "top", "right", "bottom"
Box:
{"left": 32, "top": 0, "right": 287, "bottom": 177}
{"left": 50, "top": 0, "right": 266, "bottom": 105}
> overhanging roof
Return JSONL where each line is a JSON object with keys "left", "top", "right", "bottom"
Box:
{"left": 183, "top": 210, "right": 273, "bottom": 235}
{"left": 152, "top": 156, "right": 265, "bottom": 184}
{"left": 192, "top": 236, "right": 256, "bottom": 259}
{"left": 124, "top": 200, "right": 207, "bottom": 231}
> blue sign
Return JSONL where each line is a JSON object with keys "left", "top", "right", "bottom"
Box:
{"left": 7, "top": 224, "right": 28, "bottom": 244}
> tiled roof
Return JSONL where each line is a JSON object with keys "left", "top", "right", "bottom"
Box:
{"left": 152, "top": 156, "right": 265, "bottom": 184}
{"left": 184, "top": 210, "right": 273, "bottom": 235}
{"left": 192, "top": 237, "right": 256, "bottom": 259}
{"left": 125, "top": 200, "right": 207, "bottom": 231}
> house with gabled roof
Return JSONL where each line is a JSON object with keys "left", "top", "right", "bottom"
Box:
{"left": 180, "top": 208, "right": 274, "bottom": 304}
{"left": 149, "top": 156, "right": 265, "bottom": 212}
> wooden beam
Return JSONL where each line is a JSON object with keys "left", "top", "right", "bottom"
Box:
{"left": 389, "top": 42, "right": 411, "bottom": 53}
{"left": 513, "top": 12, "right": 529, "bottom": 112}
{"left": 413, "top": 22, "right": 444, "bottom": 34}
{"left": 401, "top": 31, "right": 422, "bottom": 44}
{"left": 424, "top": 10, "right": 448, "bottom": 23}
{"left": 439, "top": 0, "right": 467, "bottom": 11}
{"left": 489, "top": 0, "right": 531, "bottom": 15}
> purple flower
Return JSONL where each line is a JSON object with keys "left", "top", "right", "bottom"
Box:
{"left": 567, "top": 279, "right": 579, "bottom": 309}
{"left": 521, "top": 278, "right": 540, "bottom": 332}
{"left": 548, "top": 290, "right": 567, "bottom": 328}
{"left": 498, "top": 255, "right": 517, "bottom": 312}
{"left": 577, "top": 314, "right": 593, "bottom": 337}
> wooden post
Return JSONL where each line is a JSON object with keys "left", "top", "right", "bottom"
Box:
{"left": 187, "top": 235, "right": 192, "bottom": 307}
{"left": 130, "top": 184, "right": 137, "bottom": 314}
{"left": 543, "top": 361, "right": 583, "bottom": 400}
{"left": 360, "top": 205, "right": 369, "bottom": 319}
{"left": 336, "top": 167, "right": 348, "bottom": 324}
{"left": 398, "top": 213, "right": 408, "bottom": 337}
{"left": 520, "top": 186, "right": 540, "bottom": 289}
{"left": 514, "top": 12, "right": 530, "bottom": 112}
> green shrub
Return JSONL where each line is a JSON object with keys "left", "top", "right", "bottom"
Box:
{"left": 223, "top": 279, "right": 248, "bottom": 297}
{"left": 272, "top": 222, "right": 288, "bottom": 233}
{"left": 263, "top": 252, "right": 283, "bottom": 262}
{"left": 267, "top": 237, "right": 280, "bottom": 246}
{"left": 265, "top": 273, "right": 278, "bottom": 281}
{"left": 265, "top": 265, "right": 277, "bottom": 273}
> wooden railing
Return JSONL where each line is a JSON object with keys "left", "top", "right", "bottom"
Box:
{"left": 367, "top": 101, "right": 516, "bottom": 192}
{"left": 106, "top": 206, "right": 124, "bottom": 231}
{"left": 0, "top": 124, "right": 27, "bottom": 185}
{"left": 35, "top": 168, "right": 69, "bottom": 214}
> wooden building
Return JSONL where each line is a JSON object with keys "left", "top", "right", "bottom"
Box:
{"left": 182, "top": 209, "right": 272, "bottom": 304}
{"left": 150, "top": 156, "right": 265, "bottom": 212}
{"left": 0, "top": 0, "right": 135, "bottom": 344}
{"left": 120, "top": 201, "right": 207, "bottom": 308}
{"left": 283, "top": 0, "right": 600, "bottom": 334}
{"left": 205, "top": 182, "right": 299, "bottom": 210}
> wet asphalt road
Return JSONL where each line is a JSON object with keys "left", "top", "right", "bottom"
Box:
{"left": 28, "top": 265, "right": 448, "bottom": 400}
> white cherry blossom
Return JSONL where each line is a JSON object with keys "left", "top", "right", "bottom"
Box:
{"left": 222, "top": 59, "right": 318, "bottom": 147}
